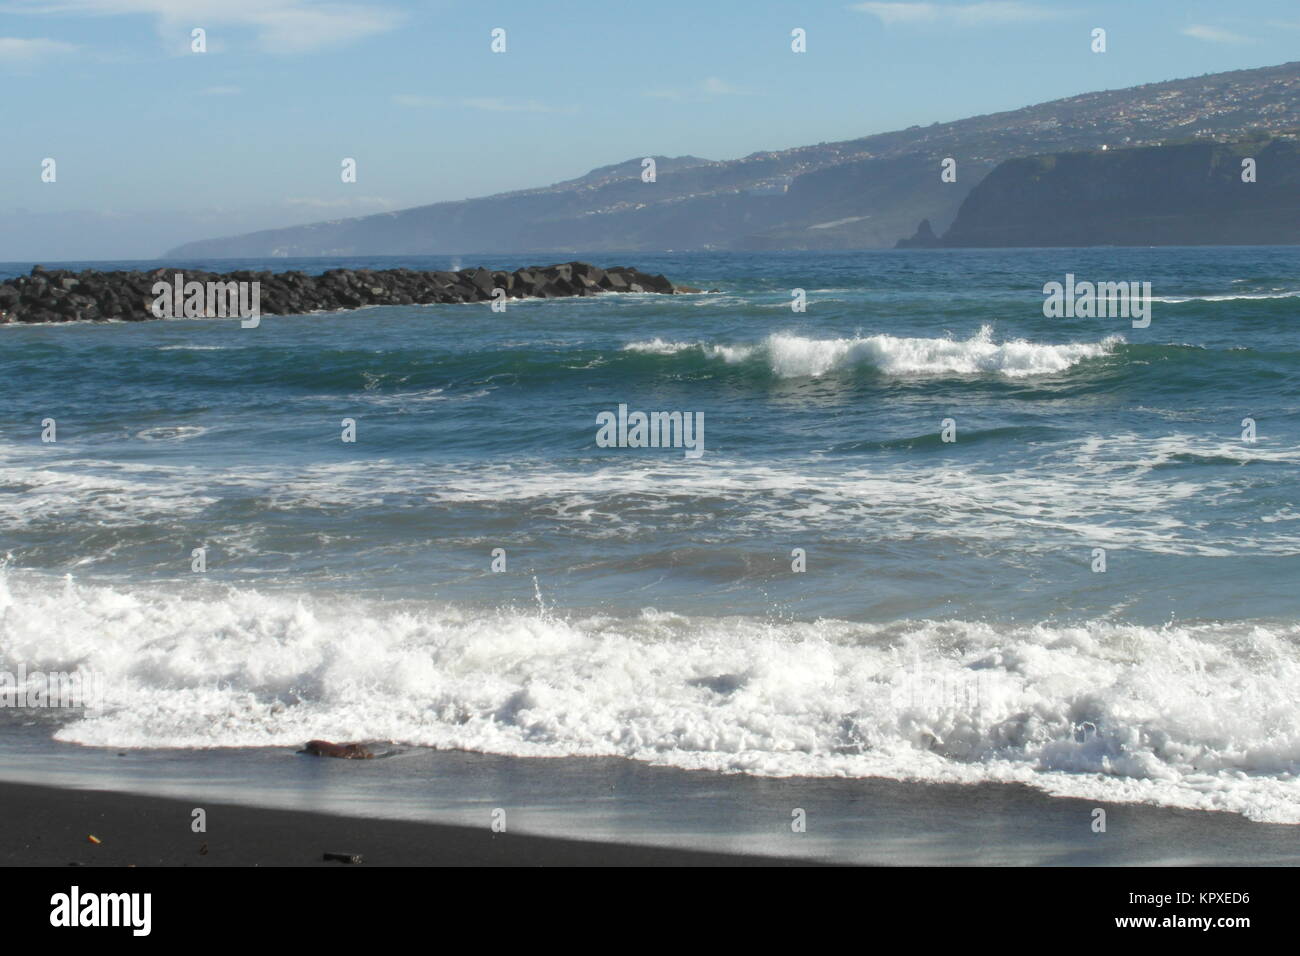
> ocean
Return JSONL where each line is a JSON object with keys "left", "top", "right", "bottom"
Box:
{"left": 1, "top": 247, "right": 1298, "bottom": 842}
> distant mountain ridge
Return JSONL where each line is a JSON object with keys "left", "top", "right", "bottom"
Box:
{"left": 167, "top": 61, "right": 1300, "bottom": 257}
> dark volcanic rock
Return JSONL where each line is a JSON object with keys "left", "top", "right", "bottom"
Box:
{"left": 300, "top": 740, "right": 373, "bottom": 760}
{"left": 895, "top": 218, "right": 941, "bottom": 249}
{"left": 0, "top": 261, "right": 681, "bottom": 324}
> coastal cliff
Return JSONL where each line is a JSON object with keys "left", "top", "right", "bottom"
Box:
{"left": 907, "top": 137, "right": 1300, "bottom": 248}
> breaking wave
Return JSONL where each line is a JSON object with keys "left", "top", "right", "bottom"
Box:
{"left": 5, "top": 568, "right": 1300, "bottom": 822}
{"left": 625, "top": 325, "right": 1120, "bottom": 378}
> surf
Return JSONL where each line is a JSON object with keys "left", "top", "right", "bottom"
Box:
{"left": 625, "top": 325, "right": 1121, "bottom": 378}
{"left": 6, "top": 568, "right": 1300, "bottom": 823}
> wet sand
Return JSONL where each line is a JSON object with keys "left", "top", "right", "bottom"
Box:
{"left": 0, "top": 779, "right": 813, "bottom": 867}
{"left": 1, "top": 738, "right": 1298, "bottom": 866}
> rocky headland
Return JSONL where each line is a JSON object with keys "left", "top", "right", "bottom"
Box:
{"left": 896, "top": 137, "right": 1300, "bottom": 248}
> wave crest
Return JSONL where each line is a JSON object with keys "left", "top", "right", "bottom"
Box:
{"left": 625, "top": 325, "right": 1119, "bottom": 378}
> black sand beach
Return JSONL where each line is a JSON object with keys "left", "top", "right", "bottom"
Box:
{"left": 0, "top": 780, "right": 811, "bottom": 867}
{"left": 2, "top": 737, "right": 1298, "bottom": 867}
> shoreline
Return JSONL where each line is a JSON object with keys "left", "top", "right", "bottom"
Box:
{"left": 2, "top": 741, "right": 1298, "bottom": 866}
{"left": 0, "top": 779, "right": 811, "bottom": 867}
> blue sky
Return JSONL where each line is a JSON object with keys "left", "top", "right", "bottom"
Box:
{"left": 2, "top": 0, "right": 1298, "bottom": 259}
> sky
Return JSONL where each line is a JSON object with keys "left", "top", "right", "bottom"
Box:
{"left": 2, "top": 0, "right": 1298, "bottom": 259}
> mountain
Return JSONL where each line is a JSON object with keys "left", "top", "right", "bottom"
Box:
{"left": 927, "top": 136, "right": 1300, "bottom": 248}
{"left": 166, "top": 61, "right": 1300, "bottom": 258}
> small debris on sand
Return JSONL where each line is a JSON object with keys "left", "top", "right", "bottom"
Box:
{"left": 323, "top": 852, "right": 363, "bottom": 864}
{"left": 299, "top": 740, "right": 374, "bottom": 759}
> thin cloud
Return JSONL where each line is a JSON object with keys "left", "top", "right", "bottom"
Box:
{"left": 851, "top": 2, "right": 1066, "bottom": 25}
{"left": 461, "top": 97, "right": 575, "bottom": 114}
{"left": 5, "top": 0, "right": 402, "bottom": 53}
{"left": 394, "top": 93, "right": 447, "bottom": 108}
{"left": 394, "top": 94, "right": 575, "bottom": 114}
{"left": 702, "top": 76, "right": 745, "bottom": 95}
{"left": 644, "top": 77, "right": 748, "bottom": 100}
{"left": 0, "top": 36, "right": 78, "bottom": 64}
{"left": 1181, "top": 24, "right": 1251, "bottom": 44}
{"left": 200, "top": 84, "right": 241, "bottom": 95}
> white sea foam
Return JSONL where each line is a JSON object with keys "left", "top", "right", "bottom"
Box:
{"left": 4, "top": 433, "right": 1296, "bottom": 556}
{"left": 624, "top": 326, "right": 1119, "bottom": 378}
{"left": 4, "top": 568, "right": 1300, "bottom": 822}
{"left": 1150, "top": 291, "right": 1300, "bottom": 303}
{"left": 135, "top": 426, "right": 208, "bottom": 442}
{"left": 623, "top": 337, "right": 695, "bottom": 354}
{"left": 0, "top": 458, "right": 216, "bottom": 526}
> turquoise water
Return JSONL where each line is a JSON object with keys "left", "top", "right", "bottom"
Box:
{"left": 1, "top": 247, "right": 1299, "bottom": 820}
